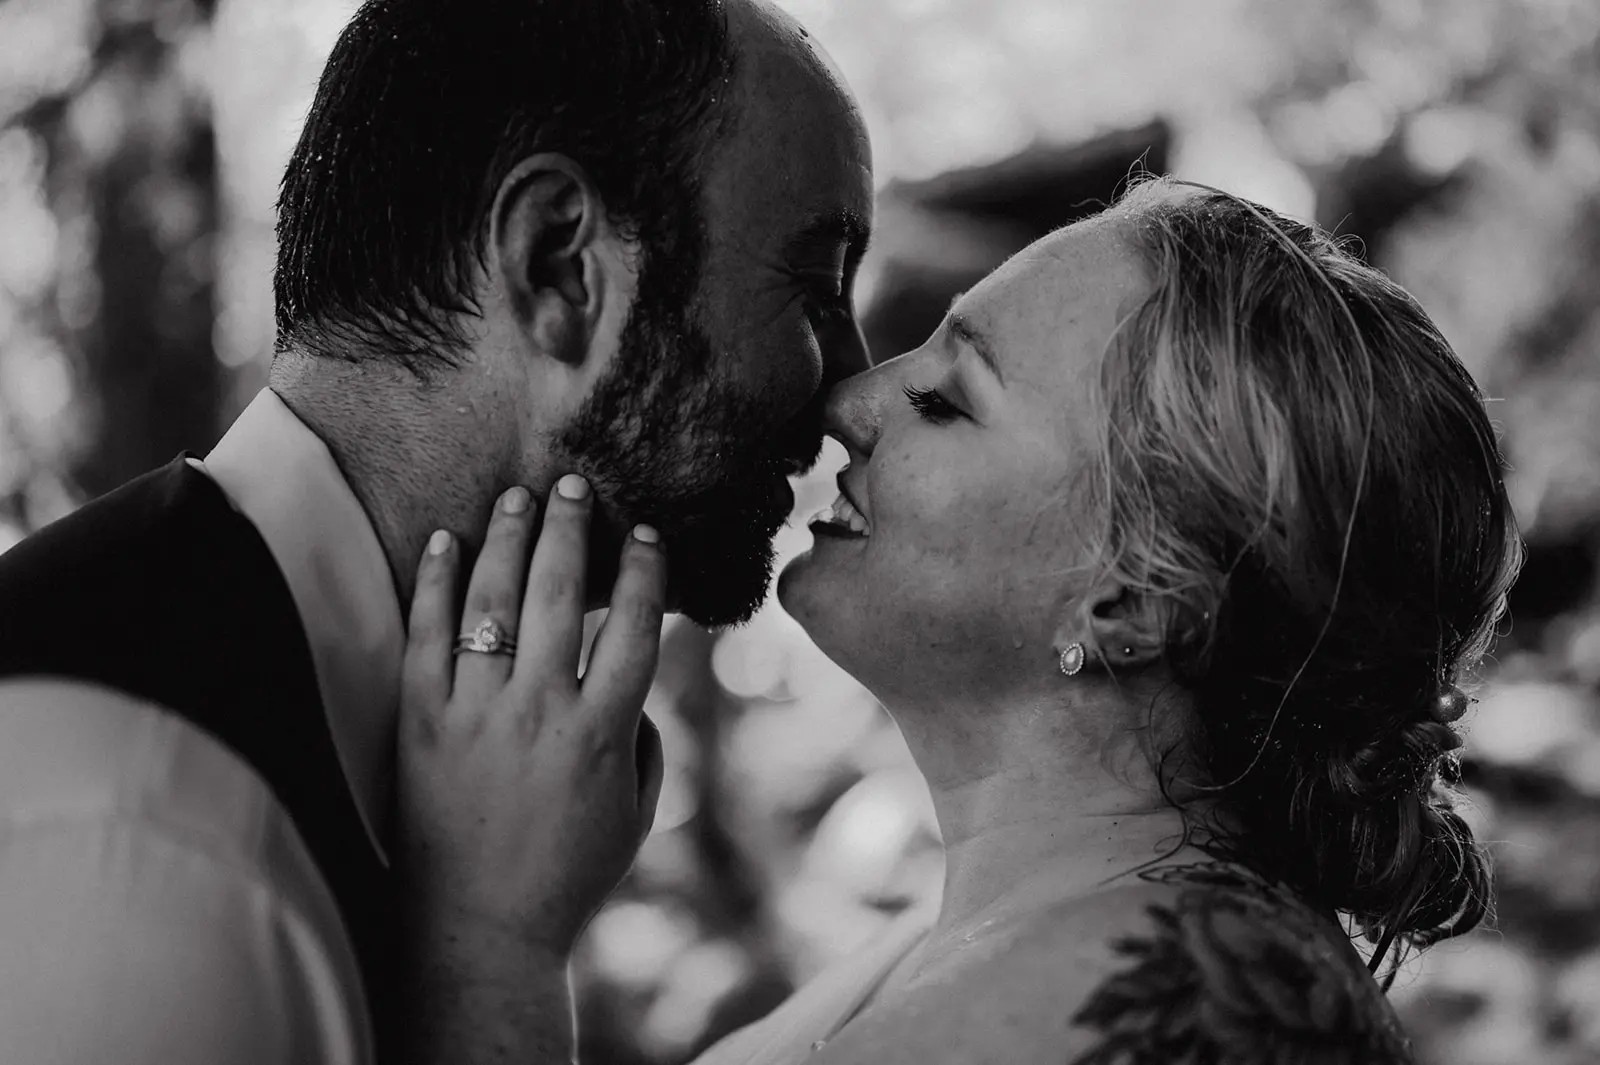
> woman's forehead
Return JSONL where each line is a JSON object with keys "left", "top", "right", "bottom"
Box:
{"left": 962, "top": 220, "right": 1149, "bottom": 379}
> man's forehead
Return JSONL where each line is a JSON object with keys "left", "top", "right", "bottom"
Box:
{"left": 727, "top": 0, "right": 835, "bottom": 84}
{"left": 703, "top": 1, "right": 873, "bottom": 251}
{"left": 721, "top": 0, "right": 866, "bottom": 148}
{"left": 704, "top": 103, "right": 871, "bottom": 251}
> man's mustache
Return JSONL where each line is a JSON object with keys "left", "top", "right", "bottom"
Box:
{"left": 769, "top": 388, "right": 830, "bottom": 477}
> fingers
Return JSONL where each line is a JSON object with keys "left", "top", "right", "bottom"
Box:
{"left": 514, "top": 475, "right": 594, "bottom": 682}
{"left": 455, "top": 487, "right": 538, "bottom": 689}
{"left": 581, "top": 524, "right": 667, "bottom": 718}
{"left": 401, "top": 530, "right": 459, "bottom": 725}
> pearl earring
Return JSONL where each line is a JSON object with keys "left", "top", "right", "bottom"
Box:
{"left": 1058, "top": 642, "right": 1086, "bottom": 677}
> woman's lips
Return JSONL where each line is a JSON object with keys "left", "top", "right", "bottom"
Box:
{"left": 808, "top": 492, "right": 870, "bottom": 537}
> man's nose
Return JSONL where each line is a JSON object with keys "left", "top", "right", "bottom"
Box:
{"left": 821, "top": 315, "right": 871, "bottom": 386}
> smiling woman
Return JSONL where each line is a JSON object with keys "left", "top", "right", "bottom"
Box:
{"left": 752, "top": 174, "right": 1523, "bottom": 1064}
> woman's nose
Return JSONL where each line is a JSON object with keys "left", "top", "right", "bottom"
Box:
{"left": 821, "top": 364, "right": 885, "bottom": 458}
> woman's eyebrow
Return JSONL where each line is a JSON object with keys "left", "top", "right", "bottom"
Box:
{"left": 949, "top": 312, "right": 1004, "bottom": 386}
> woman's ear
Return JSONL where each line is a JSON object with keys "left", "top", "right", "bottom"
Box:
{"left": 1055, "top": 577, "right": 1167, "bottom": 670}
{"left": 486, "top": 153, "right": 629, "bottom": 366}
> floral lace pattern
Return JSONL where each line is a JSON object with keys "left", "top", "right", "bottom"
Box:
{"left": 1070, "top": 863, "right": 1416, "bottom": 1064}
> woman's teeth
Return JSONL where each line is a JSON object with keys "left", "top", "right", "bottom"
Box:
{"left": 813, "top": 493, "right": 870, "bottom": 536}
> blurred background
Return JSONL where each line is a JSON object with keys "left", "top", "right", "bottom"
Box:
{"left": 2, "top": 0, "right": 1599, "bottom": 1060}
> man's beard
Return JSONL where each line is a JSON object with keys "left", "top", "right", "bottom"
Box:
{"left": 557, "top": 280, "right": 823, "bottom": 628}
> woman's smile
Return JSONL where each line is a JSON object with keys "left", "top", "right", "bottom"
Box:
{"left": 809, "top": 491, "right": 871, "bottom": 537}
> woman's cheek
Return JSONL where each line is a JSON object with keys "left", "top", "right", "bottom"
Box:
{"left": 888, "top": 482, "right": 980, "bottom": 577}
{"left": 868, "top": 431, "right": 996, "bottom": 565}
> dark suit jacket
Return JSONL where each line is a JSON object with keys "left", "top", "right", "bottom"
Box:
{"left": 0, "top": 455, "right": 396, "bottom": 1054}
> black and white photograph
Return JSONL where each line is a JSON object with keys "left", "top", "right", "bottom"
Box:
{"left": 0, "top": 1, "right": 1597, "bottom": 1062}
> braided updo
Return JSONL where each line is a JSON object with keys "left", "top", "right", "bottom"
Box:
{"left": 1087, "top": 177, "right": 1524, "bottom": 970}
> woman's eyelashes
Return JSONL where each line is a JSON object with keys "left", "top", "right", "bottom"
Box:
{"left": 903, "top": 383, "right": 965, "bottom": 423}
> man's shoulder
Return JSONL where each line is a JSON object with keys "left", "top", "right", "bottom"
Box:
{"left": 0, "top": 680, "right": 370, "bottom": 1065}
{"left": 0, "top": 457, "right": 223, "bottom": 592}
{"left": 0, "top": 454, "right": 323, "bottom": 747}
{"left": 819, "top": 863, "right": 1416, "bottom": 1065}
{"left": 0, "top": 455, "right": 287, "bottom": 631}
{"left": 0, "top": 677, "right": 310, "bottom": 871}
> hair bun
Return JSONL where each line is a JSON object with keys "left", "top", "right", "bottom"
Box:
{"left": 1338, "top": 712, "right": 1463, "bottom": 808}
{"left": 1403, "top": 695, "right": 1467, "bottom": 760}
{"left": 1413, "top": 720, "right": 1465, "bottom": 760}
{"left": 1429, "top": 685, "right": 1472, "bottom": 724}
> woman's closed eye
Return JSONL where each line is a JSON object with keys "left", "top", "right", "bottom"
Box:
{"left": 903, "top": 384, "right": 965, "bottom": 423}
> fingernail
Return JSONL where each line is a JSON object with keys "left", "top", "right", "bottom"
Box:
{"left": 501, "top": 486, "right": 530, "bottom": 514}
{"left": 556, "top": 474, "right": 590, "bottom": 501}
{"left": 632, "top": 524, "right": 660, "bottom": 545}
{"left": 427, "top": 529, "right": 452, "bottom": 556}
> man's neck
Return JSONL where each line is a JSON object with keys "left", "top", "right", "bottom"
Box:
{"left": 268, "top": 354, "right": 520, "bottom": 608}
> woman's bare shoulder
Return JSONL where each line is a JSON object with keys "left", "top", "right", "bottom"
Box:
{"left": 817, "top": 862, "right": 1418, "bottom": 1065}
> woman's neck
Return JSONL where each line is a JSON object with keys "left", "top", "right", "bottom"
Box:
{"left": 929, "top": 774, "right": 1197, "bottom": 939}
{"left": 892, "top": 685, "right": 1206, "bottom": 945}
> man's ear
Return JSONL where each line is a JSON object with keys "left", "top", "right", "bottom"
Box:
{"left": 1055, "top": 577, "right": 1167, "bottom": 672}
{"left": 486, "top": 153, "right": 624, "bottom": 366}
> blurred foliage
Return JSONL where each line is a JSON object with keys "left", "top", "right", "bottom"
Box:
{"left": 2, "top": 0, "right": 1600, "bottom": 1062}
{"left": 0, "top": 0, "right": 222, "bottom": 543}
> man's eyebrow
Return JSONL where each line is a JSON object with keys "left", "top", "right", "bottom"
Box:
{"left": 783, "top": 209, "right": 872, "bottom": 263}
{"left": 946, "top": 297, "right": 1003, "bottom": 385}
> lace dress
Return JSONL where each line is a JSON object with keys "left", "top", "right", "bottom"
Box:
{"left": 690, "top": 864, "right": 1417, "bottom": 1064}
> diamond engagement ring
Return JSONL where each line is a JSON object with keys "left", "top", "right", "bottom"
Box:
{"left": 453, "top": 617, "right": 518, "bottom": 657}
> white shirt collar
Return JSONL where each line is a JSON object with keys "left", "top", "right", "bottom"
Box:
{"left": 193, "top": 387, "right": 403, "bottom": 865}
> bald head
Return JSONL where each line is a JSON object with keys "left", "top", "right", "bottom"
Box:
{"left": 724, "top": 0, "right": 862, "bottom": 134}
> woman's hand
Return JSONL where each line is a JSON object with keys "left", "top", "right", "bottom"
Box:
{"left": 396, "top": 474, "right": 667, "bottom": 961}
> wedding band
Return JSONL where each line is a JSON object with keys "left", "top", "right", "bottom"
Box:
{"left": 453, "top": 617, "right": 518, "bottom": 657}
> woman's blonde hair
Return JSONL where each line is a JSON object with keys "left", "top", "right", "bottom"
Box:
{"left": 1088, "top": 175, "right": 1524, "bottom": 974}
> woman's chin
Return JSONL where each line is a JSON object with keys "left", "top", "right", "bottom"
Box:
{"left": 776, "top": 554, "right": 863, "bottom": 676}
{"left": 777, "top": 522, "right": 875, "bottom": 634}
{"left": 774, "top": 548, "right": 815, "bottom": 615}
{"left": 775, "top": 544, "right": 835, "bottom": 630}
